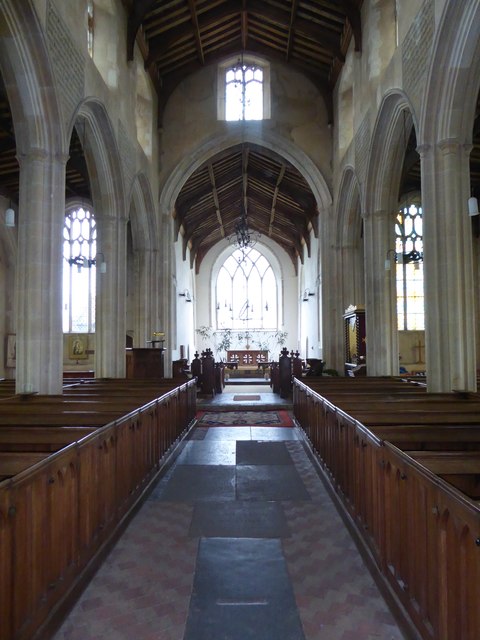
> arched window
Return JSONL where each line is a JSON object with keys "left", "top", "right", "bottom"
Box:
{"left": 216, "top": 248, "right": 277, "bottom": 330}
{"left": 218, "top": 56, "right": 270, "bottom": 121}
{"left": 395, "top": 199, "right": 424, "bottom": 330}
{"left": 63, "top": 206, "right": 97, "bottom": 333}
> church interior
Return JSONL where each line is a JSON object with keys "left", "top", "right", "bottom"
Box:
{"left": 0, "top": 1, "right": 480, "bottom": 639}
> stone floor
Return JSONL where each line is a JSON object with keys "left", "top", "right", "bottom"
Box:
{"left": 52, "top": 388, "right": 410, "bottom": 640}
{"left": 197, "top": 380, "right": 292, "bottom": 411}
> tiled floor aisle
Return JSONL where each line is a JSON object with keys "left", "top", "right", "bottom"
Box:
{"left": 53, "top": 389, "right": 407, "bottom": 640}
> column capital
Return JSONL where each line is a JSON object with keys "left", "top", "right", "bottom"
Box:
{"left": 416, "top": 143, "right": 431, "bottom": 157}
{"left": 17, "top": 147, "right": 69, "bottom": 166}
{"left": 436, "top": 138, "right": 472, "bottom": 157}
{"left": 364, "top": 208, "right": 390, "bottom": 221}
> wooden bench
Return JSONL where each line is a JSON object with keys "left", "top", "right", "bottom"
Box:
{"left": 0, "top": 377, "right": 197, "bottom": 640}
{"left": 0, "top": 451, "right": 50, "bottom": 478}
{"left": 292, "top": 376, "right": 480, "bottom": 640}
{"left": 406, "top": 450, "right": 480, "bottom": 499}
{"left": 0, "top": 426, "right": 96, "bottom": 452}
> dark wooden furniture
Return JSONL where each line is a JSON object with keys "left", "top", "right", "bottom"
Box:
{"left": 293, "top": 376, "right": 480, "bottom": 640}
{"left": 226, "top": 350, "right": 268, "bottom": 367}
{"left": 344, "top": 306, "right": 366, "bottom": 375}
{"left": 200, "top": 349, "right": 215, "bottom": 396}
{"left": 279, "top": 347, "right": 292, "bottom": 398}
{"left": 126, "top": 348, "right": 164, "bottom": 379}
{"left": 0, "top": 379, "right": 197, "bottom": 640}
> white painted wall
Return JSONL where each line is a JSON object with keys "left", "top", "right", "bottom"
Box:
{"left": 172, "top": 239, "right": 195, "bottom": 362}
{"left": 299, "top": 234, "right": 321, "bottom": 360}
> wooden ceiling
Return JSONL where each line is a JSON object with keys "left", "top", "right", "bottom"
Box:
{"left": 0, "top": 2, "right": 478, "bottom": 268}
{"left": 125, "top": 0, "right": 363, "bottom": 123}
{"left": 174, "top": 143, "right": 317, "bottom": 269}
{"left": 125, "top": 0, "right": 362, "bottom": 267}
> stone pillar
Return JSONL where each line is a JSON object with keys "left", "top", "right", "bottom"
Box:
{"left": 132, "top": 247, "right": 158, "bottom": 348}
{"left": 318, "top": 206, "right": 345, "bottom": 374}
{"left": 157, "top": 212, "right": 174, "bottom": 377}
{"left": 363, "top": 208, "right": 398, "bottom": 376}
{"left": 95, "top": 214, "right": 127, "bottom": 378}
{"left": 15, "top": 149, "right": 66, "bottom": 394}
{"left": 420, "top": 141, "right": 477, "bottom": 392}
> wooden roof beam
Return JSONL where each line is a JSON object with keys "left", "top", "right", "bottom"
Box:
{"left": 208, "top": 163, "right": 226, "bottom": 237}
{"left": 187, "top": 0, "right": 204, "bottom": 65}
{"left": 286, "top": 0, "right": 299, "bottom": 61}
{"left": 340, "top": 0, "right": 362, "bottom": 52}
{"left": 127, "top": 0, "right": 158, "bottom": 61}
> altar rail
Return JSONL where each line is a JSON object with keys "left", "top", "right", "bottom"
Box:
{"left": 293, "top": 378, "right": 480, "bottom": 640}
{"left": 226, "top": 350, "right": 268, "bottom": 367}
{"left": 0, "top": 379, "right": 197, "bottom": 640}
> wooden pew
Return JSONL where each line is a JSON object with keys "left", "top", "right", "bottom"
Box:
{"left": 0, "top": 426, "right": 96, "bottom": 451}
{"left": 0, "top": 451, "right": 50, "bottom": 478}
{"left": 292, "top": 376, "right": 480, "bottom": 640}
{"left": 0, "top": 377, "right": 197, "bottom": 640}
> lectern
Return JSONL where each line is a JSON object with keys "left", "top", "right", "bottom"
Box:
{"left": 126, "top": 348, "right": 164, "bottom": 379}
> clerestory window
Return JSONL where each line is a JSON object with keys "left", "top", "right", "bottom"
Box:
{"left": 395, "top": 199, "right": 424, "bottom": 330}
{"left": 218, "top": 56, "right": 270, "bottom": 121}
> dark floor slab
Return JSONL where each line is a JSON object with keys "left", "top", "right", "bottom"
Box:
{"left": 176, "top": 441, "right": 237, "bottom": 465}
{"left": 184, "top": 538, "right": 305, "bottom": 640}
{"left": 189, "top": 500, "right": 291, "bottom": 538}
{"left": 236, "top": 465, "right": 311, "bottom": 501}
{"left": 236, "top": 441, "right": 293, "bottom": 465}
{"left": 152, "top": 465, "right": 236, "bottom": 502}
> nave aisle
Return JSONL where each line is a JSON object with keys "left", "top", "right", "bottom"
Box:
{"left": 53, "top": 412, "right": 408, "bottom": 640}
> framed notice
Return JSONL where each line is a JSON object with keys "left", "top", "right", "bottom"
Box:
{"left": 68, "top": 334, "right": 88, "bottom": 360}
{"left": 6, "top": 334, "right": 16, "bottom": 367}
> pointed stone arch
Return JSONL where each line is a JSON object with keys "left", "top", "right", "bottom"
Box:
{"left": 159, "top": 128, "right": 332, "bottom": 222}
{"left": 0, "top": 0, "right": 65, "bottom": 156}
{"left": 420, "top": 1, "right": 480, "bottom": 145}
{"left": 127, "top": 173, "right": 159, "bottom": 347}
{"left": 363, "top": 91, "right": 418, "bottom": 377}
{"left": 69, "top": 100, "right": 128, "bottom": 378}
{"left": 416, "top": 1, "right": 480, "bottom": 391}
{"left": 0, "top": 0, "right": 67, "bottom": 392}
{"left": 336, "top": 166, "right": 362, "bottom": 247}
{"left": 129, "top": 172, "right": 158, "bottom": 251}
{"left": 365, "top": 91, "right": 418, "bottom": 216}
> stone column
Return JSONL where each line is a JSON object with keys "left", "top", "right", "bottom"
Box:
{"left": 95, "top": 214, "right": 127, "bottom": 378}
{"left": 156, "top": 212, "right": 174, "bottom": 377}
{"left": 363, "top": 208, "right": 398, "bottom": 376}
{"left": 133, "top": 247, "right": 158, "bottom": 347}
{"left": 319, "top": 206, "right": 345, "bottom": 374}
{"left": 420, "top": 141, "right": 477, "bottom": 392}
{"left": 15, "top": 148, "right": 66, "bottom": 394}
